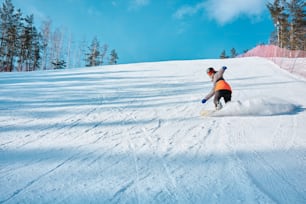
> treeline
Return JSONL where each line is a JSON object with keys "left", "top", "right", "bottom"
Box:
{"left": 267, "top": 0, "right": 305, "bottom": 50}
{"left": 0, "top": 0, "right": 119, "bottom": 72}
{"left": 219, "top": 48, "right": 239, "bottom": 59}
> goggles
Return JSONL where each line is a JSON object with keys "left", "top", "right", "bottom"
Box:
{"left": 207, "top": 69, "right": 215, "bottom": 77}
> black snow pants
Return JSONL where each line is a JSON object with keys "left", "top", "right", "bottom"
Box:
{"left": 213, "top": 90, "right": 232, "bottom": 107}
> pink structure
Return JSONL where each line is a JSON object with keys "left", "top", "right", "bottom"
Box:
{"left": 240, "top": 45, "right": 306, "bottom": 78}
{"left": 240, "top": 45, "right": 306, "bottom": 58}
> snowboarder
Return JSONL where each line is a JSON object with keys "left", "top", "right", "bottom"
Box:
{"left": 201, "top": 66, "right": 232, "bottom": 110}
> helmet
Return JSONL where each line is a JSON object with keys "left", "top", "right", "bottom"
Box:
{"left": 206, "top": 67, "right": 216, "bottom": 76}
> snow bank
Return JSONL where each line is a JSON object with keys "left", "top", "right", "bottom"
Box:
{"left": 214, "top": 98, "right": 299, "bottom": 117}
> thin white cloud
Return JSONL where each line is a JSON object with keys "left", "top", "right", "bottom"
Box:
{"left": 174, "top": 0, "right": 268, "bottom": 25}
{"left": 205, "top": 0, "right": 267, "bottom": 24}
{"left": 129, "top": 0, "right": 150, "bottom": 10}
{"left": 173, "top": 2, "right": 205, "bottom": 19}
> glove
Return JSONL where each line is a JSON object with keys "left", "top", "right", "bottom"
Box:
{"left": 201, "top": 99, "right": 207, "bottom": 104}
{"left": 222, "top": 66, "right": 227, "bottom": 70}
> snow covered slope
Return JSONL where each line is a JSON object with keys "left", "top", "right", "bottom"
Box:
{"left": 1, "top": 57, "right": 306, "bottom": 203}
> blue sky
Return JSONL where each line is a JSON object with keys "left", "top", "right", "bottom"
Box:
{"left": 11, "top": 0, "right": 274, "bottom": 64}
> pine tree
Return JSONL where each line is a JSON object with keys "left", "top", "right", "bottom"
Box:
{"left": 109, "top": 49, "right": 118, "bottom": 65}
{"left": 219, "top": 50, "right": 228, "bottom": 59}
{"left": 281, "top": 15, "right": 290, "bottom": 49}
{"left": 18, "top": 14, "right": 40, "bottom": 71}
{"left": 287, "top": 0, "right": 306, "bottom": 50}
{"left": 230, "top": 48, "right": 238, "bottom": 58}
{"left": 0, "top": 0, "right": 22, "bottom": 71}
{"left": 269, "top": 30, "right": 278, "bottom": 45}
{"left": 267, "top": 0, "right": 305, "bottom": 50}
{"left": 52, "top": 59, "right": 66, "bottom": 69}
{"left": 267, "top": 0, "right": 289, "bottom": 47}
{"left": 30, "top": 26, "right": 41, "bottom": 71}
{"left": 85, "top": 37, "right": 101, "bottom": 67}
{"left": 0, "top": 0, "right": 42, "bottom": 72}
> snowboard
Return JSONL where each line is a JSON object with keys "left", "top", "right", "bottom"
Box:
{"left": 200, "top": 109, "right": 216, "bottom": 117}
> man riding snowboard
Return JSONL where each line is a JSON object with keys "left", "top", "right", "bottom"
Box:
{"left": 201, "top": 66, "right": 232, "bottom": 110}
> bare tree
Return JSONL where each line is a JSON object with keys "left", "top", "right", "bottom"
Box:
{"left": 74, "top": 38, "right": 86, "bottom": 68}
{"left": 40, "top": 19, "right": 51, "bottom": 70}
{"left": 50, "top": 28, "right": 65, "bottom": 69}
{"left": 100, "top": 44, "right": 108, "bottom": 65}
{"left": 65, "top": 31, "right": 73, "bottom": 68}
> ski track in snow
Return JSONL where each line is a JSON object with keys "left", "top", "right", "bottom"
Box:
{"left": 0, "top": 57, "right": 306, "bottom": 203}
{"left": 225, "top": 115, "right": 306, "bottom": 203}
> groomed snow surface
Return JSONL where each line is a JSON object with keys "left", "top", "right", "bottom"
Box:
{"left": 1, "top": 57, "right": 306, "bottom": 203}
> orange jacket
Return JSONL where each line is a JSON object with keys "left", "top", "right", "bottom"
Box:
{"left": 215, "top": 79, "right": 232, "bottom": 92}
